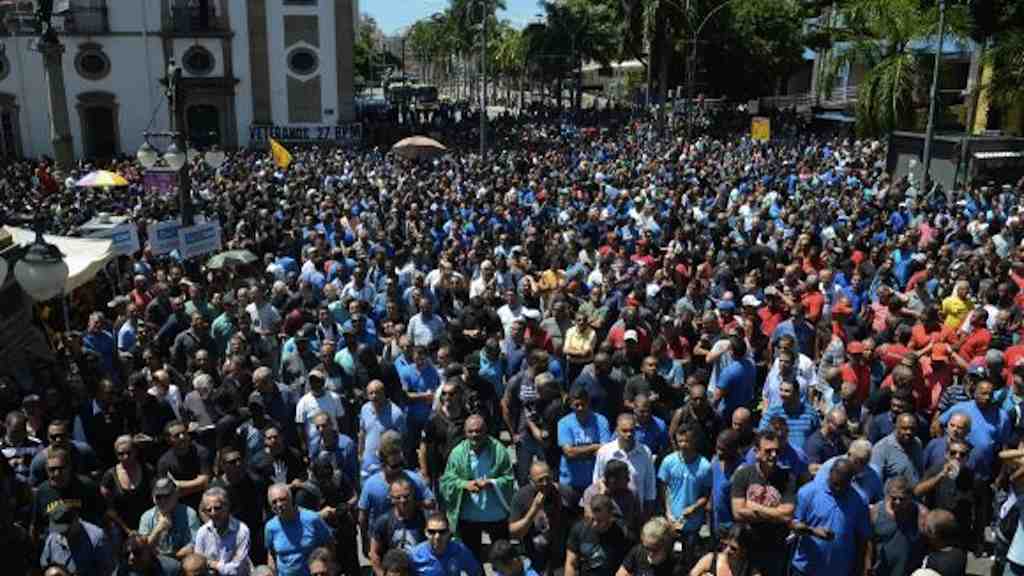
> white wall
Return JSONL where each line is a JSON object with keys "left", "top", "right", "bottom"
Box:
{"left": 0, "top": 0, "right": 168, "bottom": 159}
{"left": 230, "top": 0, "right": 254, "bottom": 147}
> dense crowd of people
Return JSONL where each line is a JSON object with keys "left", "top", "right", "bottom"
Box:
{"left": 2, "top": 102, "right": 1024, "bottom": 576}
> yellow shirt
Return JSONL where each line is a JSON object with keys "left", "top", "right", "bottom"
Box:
{"left": 563, "top": 326, "right": 596, "bottom": 358}
{"left": 941, "top": 295, "right": 970, "bottom": 329}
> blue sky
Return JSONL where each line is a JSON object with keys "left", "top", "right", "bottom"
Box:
{"left": 364, "top": 0, "right": 542, "bottom": 35}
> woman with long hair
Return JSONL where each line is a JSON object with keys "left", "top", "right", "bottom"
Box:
{"left": 689, "top": 524, "right": 760, "bottom": 576}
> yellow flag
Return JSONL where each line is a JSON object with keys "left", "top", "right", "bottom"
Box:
{"left": 269, "top": 137, "right": 292, "bottom": 170}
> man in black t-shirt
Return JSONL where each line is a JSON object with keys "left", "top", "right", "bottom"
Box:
{"left": 913, "top": 437, "right": 976, "bottom": 550}
{"left": 565, "top": 493, "right": 634, "bottom": 576}
{"left": 618, "top": 517, "right": 688, "bottom": 576}
{"left": 156, "top": 420, "right": 211, "bottom": 510}
{"left": 509, "top": 460, "right": 577, "bottom": 576}
{"left": 30, "top": 448, "right": 105, "bottom": 543}
{"left": 369, "top": 477, "right": 427, "bottom": 576}
{"left": 922, "top": 509, "right": 968, "bottom": 576}
{"left": 730, "top": 430, "right": 796, "bottom": 576}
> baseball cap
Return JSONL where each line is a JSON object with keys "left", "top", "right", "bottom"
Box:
{"left": 624, "top": 330, "right": 639, "bottom": 342}
{"left": 717, "top": 300, "right": 736, "bottom": 312}
{"left": 741, "top": 294, "right": 763, "bottom": 308}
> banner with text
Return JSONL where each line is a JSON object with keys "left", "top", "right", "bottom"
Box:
{"left": 143, "top": 168, "right": 179, "bottom": 199}
{"left": 177, "top": 222, "right": 222, "bottom": 260}
{"left": 110, "top": 223, "right": 140, "bottom": 256}
{"left": 147, "top": 219, "right": 181, "bottom": 255}
{"left": 248, "top": 124, "right": 363, "bottom": 145}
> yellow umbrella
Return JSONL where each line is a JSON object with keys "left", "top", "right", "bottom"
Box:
{"left": 75, "top": 170, "right": 129, "bottom": 188}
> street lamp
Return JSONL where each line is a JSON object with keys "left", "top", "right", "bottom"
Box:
{"left": 921, "top": 0, "right": 947, "bottom": 192}
{"left": 13, "top": 224, "right": 69, "bottom": 302}
{"left": 680, "top": 0, "right": 740, "bottom": 139}
{"left": 136, "top": 60, "right": 226, "bottom": 227}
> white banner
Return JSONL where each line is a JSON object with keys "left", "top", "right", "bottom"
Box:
{"left": 109, "top": 223, "right": 140, "bottom": 256}
{"left": 177, "top": 222, "right": 222, "bottom": 260}
{"left": 147, "top": 219, "right": 181, "bottom": 255}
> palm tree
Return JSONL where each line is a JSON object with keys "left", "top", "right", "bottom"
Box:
{"left": 820, "top": 0, "right": 971, "bottom": 136}
{"left": 493, "top": 24, "right": 526, "bottom": 107}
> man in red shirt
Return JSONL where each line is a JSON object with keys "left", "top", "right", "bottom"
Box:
{"left": 757, "top": 287, "right": 786, "bottom": 338}
{"left": 955, "top": 308, "right": 992, "bottom": 363}
{"left": 800, "top": 274, "right": 825, "bottom": 324}
{"left": 840, "top": 340, "right": 871, "bottom": 402}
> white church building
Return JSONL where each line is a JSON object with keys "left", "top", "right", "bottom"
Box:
{"left": 0, "top": 0, "right": 358, "bottom": 160}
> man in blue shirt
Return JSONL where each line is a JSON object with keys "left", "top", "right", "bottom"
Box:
{"left": 409, "top": 512, "right": 482, "bottom": 576}
{"left": 399, "top": 346, "right": 441, "bottom": 465}
{"left": 264, "top": 483, "right": 333, "bottom": 576}
{"left": 557, "top": 386, "right": 612, "bottom": 501}
{"left": 791, "top": 458, "right": 870, "bottom": 576}
{"left": 658, "top": 425, "right": 712, "bottom": 558}
{"left": 710, "top": 429, "right": 742, "bottom": 533}
{"left": 937, "top": 379, "right": 1011, "bottom": 554}
{"left": 758, "top": 380, "right": 820, "bottom": 450}
{"left": 713, "top": 336, "right": 754, "bottom": 422}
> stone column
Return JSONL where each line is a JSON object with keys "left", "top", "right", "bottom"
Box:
{"left": 39, "top": 35, "right": 74, "bottom": 169}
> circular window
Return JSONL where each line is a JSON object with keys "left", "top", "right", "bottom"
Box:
{"left": 75, "top": 49, "right": 110, "bottom": 81}
{"left": 288, "top": 48, "right": 319, "bottom": 76}
{"left": 183, "top": 46, "right": 215, "bottom": 76}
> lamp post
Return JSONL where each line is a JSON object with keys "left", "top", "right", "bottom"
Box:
{"left": 921, "top": 0, "right": 947, "bottom": 192}
{"left": 684, "top": 0, "right": 739, "bottom": 140}
{"left": 136, "top": 60, "right": 226, "bottom": 228}
{"left": 0, "top": 216, "right": 69, "bottom": 305}
{"left": 479, "top": 0, "right": 489, "bottom": 159}
{"left": 36, "top": 0, "right": 73, "bottom": 169}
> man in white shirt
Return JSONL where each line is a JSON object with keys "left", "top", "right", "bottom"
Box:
{"left": 497, "top": 289, "right": 523, "bottom": 338}
{"left": 592, "top": 413, "right": 656, "bottom": 515}
{"left": 245, "top": 286, "right": 281, "bottom": 335}
{"left": 294, "top": 369, "right": 345, "bottom": 456}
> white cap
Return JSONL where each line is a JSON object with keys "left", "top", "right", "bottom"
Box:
{"left": 741, "top": 294, "right": 763, "bottom": 307}
{"left": 624, "top": 330, "right": 639, "bottom": 342}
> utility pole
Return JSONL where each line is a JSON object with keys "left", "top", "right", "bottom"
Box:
{"left": 479, "top": 0, "right": 488, "bottom": 159}
{"left": 921, "top": 0, "right": 946, "bottom": 191}
{"left": 36, "top": 1, "right": 73, "bottom": 169}
{"left": 167, "top": 62, "right": 194, "bottom": 227}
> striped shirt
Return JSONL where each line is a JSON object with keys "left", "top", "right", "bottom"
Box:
{"left": 758, "top": 401, "right": 821, "bottom": 450}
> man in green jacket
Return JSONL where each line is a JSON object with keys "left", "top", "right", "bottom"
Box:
{"left": 439, "top": 414, "right": 515, "bottom": 561}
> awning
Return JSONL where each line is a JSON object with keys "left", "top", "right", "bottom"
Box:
{"left": 973, "top": 151, "right": 1024, "bottom": 160}
{"left": 4, "top": 226, "right": 115, "bottom": 293}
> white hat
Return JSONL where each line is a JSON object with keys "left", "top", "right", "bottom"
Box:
{"left": 741, "top": 294, "right": 763, "bottom": 307}
{"left": 624, "top": 330, "right": 639, "bottom": 342}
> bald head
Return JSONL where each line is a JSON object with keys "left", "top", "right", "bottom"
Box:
{"left": 732, "top": 407, "right": 752, "bottom": 432}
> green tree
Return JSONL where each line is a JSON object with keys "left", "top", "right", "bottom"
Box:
{"left": 970, "top": 0, "right": 1024, "bottom": 120}
{"left": 820, "top": 0, "right": 972, "bottom": 136}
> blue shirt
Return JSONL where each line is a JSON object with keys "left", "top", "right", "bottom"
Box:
{"left": 758, "top": 402, "right": 820, "bottom": 450}
{"left": 358, "top": 470, "right": 435, "bottom": 525}
{"left": 635, "top": 416, "right": 669, "bottom": 456}
{"left": 657, "top": 452, "right": 713, "bottom": 533}
{"left": 711, "top": 456, "right": 740, "bottom": 531}
{"left": 264, "top": 508, "right": 334, "bottom": 576}
{"left": 814, "top": 456, "right": 883, "bottom": 505}
{"left": 557, "top": 411, "right": 612, "bottom": 489}
{"left": 308, "top": 433, "right": 359, "bottom": 484}
{"left": 939, "top": 401, "right": 1011, "bottom": 478}
{"left": 462, "top": 448, "right": 507, "bottom": 522}
{"left": 399, "top": 363, "right": 441, "bottom": 423}
{"left": 359, "top": 402, "right": 408, "bottom": 479}
{"left": 791, "top": 482, "right": 870, "bottom": 576}
{"left": 744, "top": 441, "right": 809, "bottom": 479}
{"left": 715, "top": 357, "right": 755, "bottom": 421}
{"left": 409, "top": 539, "right": 482, "bottom": 576}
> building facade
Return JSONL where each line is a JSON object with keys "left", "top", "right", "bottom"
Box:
{"left": 0, "top": 0, "right": 357, "bottom": 161}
